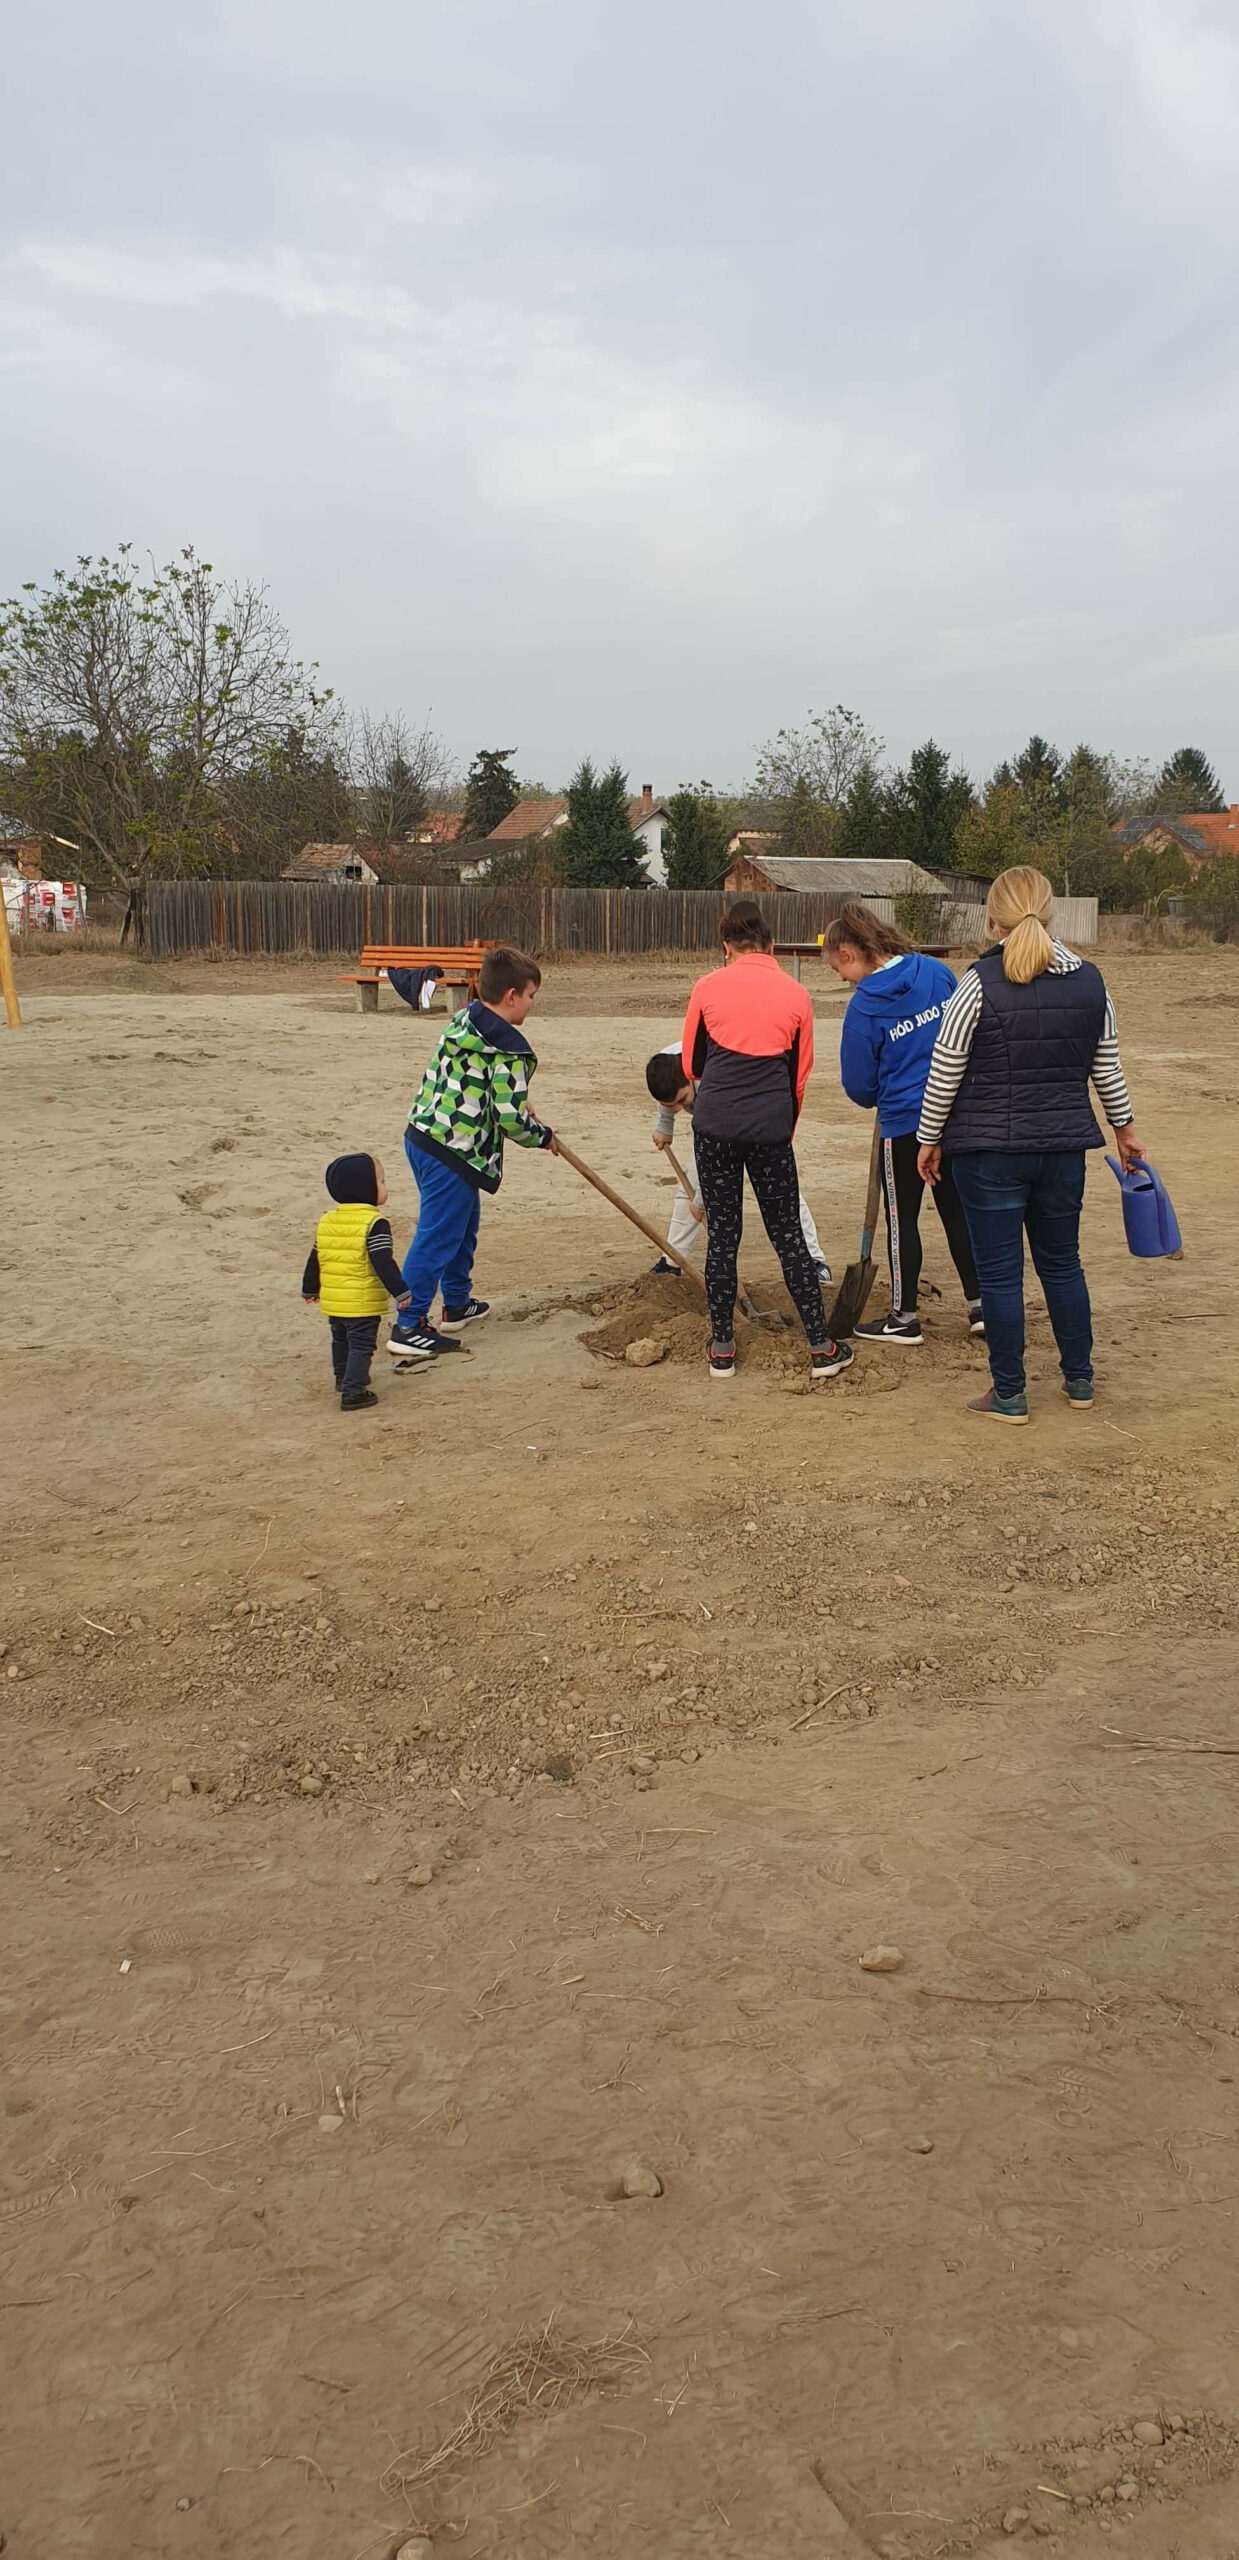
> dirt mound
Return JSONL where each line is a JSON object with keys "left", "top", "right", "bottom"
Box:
{"left": 577, "top": 1270, "right": 975, "bottom": 1386}
{"left": 580, "top": 1270, "right": 804, "bottom": 1375}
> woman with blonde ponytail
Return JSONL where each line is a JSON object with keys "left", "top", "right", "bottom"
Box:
{"left": 916, "top": 865, "right": 1146, "bottom": 1424}
{"left": 987, "top": 865, "right": 1058, "bottom": 984}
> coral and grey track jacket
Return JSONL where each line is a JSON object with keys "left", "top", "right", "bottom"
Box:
{"left": 681, "top": 953, "right": 814, "bottom": 1145}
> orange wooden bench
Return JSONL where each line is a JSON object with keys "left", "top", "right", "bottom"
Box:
{"left": 337, "top": 941, "right": 496, "bottom": 1014}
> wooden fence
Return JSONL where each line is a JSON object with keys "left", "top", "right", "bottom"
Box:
{"left": 146, "top": 880, "right": 875, "bottom": 961}
{"left": 142, "top": 878, "right": 1099, "bottom": 960}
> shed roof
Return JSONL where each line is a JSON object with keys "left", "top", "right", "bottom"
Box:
{"left": 283, "top": 843, "right": 377, "bottom": 878}
{"left": 733, "top": 854, "right": 943, "bottom": 894}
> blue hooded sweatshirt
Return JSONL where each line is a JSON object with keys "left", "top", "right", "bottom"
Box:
{"left": 838, "top": 951, "right": 958, "bottom": 1139}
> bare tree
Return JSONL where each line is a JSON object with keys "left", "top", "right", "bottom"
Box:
{"left": 0, "top": 546, "right": 331, "bottom": 888}
{"left": 750, "top": 704, "right": 885, "bottom": 812}
{"left": 344, "top": 710, "right": 456, "bottom": 851}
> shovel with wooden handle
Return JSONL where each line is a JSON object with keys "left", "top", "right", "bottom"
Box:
{"left": 664, "top": 1146, "right": 784, "bottom": 1330}
{"left": 824, "top": 1119, "right": 883, "bottom": 1339}
{"left": 555, "top": 1139, "right": 710, "bottom": 1304}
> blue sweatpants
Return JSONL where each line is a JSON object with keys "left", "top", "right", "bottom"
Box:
{"left": 400, "top": 1136, "right": 482, "bottom": 1319}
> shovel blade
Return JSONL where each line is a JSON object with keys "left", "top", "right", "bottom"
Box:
{"left": 825, "top": 1254, "right": 877, "bottom": 1340}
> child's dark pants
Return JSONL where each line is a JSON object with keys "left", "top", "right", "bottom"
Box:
{"left": 329, "top": 1315, "right": 380, "bottom": 1399}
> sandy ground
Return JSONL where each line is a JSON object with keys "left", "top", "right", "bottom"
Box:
{"left": 3, "top": 947, "right": 1239, "bottom": 2560}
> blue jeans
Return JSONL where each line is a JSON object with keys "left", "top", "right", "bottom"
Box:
{"left": 399, "top": 1137, "right": 481, "bottom": 1321}
{"left": 951, "top": 1150, "right": 1093, "bottom": 1400}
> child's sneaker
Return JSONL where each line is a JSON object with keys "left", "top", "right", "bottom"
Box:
{"left": 440, "top": 1297, "right": 490, "bottom": 1331}
{"left": 387, "top": 1320, "right": 462, "bottom": 1360}
{"left": 814, "top": 1258, "right": 833, "bottom": 1285}
{"left": 854, "top": 1310, "right": 922, "bottom": 1345}
{"left": 1061, "top": 1375, "right": 1094, "bottom": 1408}
{"left": 966, "top": 1385, "right": 1029, "bottom": 1425}
{"left": 811, "top": 1339, "right": 855, "bottom": 1382}
{"left": 649, "top": 1255, "right": 681, "bottom": 1276}
{"left": 341, "top": 1388, "right": 379, "bottom": 1411}
{"left": 707, "top": 1338, "right": 736, "bottom": 1383}
{"left": 967, "top": 1299, "right": 986, "bottom": 1337}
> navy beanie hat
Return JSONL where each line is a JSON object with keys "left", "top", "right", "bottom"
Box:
{"left": 325, "top": 1151, "right": 379, "bottom": 1206}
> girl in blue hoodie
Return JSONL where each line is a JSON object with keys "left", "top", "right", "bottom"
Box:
{"left": 825, "top": 903, "right": 981, "bottom": 1345}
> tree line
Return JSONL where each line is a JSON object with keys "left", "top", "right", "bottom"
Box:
{"left": 0, "top": 551, "right": 1231, "bottom": 922}
{"left": 657, "top": 712, "right": 1232, "bottom": 915}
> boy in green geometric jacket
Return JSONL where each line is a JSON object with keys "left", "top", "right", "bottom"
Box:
{"left": 388, "top": 945, "right": 558, "bottom": 1362}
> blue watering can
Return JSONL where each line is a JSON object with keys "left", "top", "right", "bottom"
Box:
{"left": 1105, "top": 1156, "right": 1183, "bottom": 1259}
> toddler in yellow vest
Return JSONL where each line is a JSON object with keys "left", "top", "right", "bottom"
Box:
{"left": 302, "top": 1153, "right": 412, "bottom": 1409}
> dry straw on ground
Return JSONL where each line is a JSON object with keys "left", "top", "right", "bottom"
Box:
{"left": 379, "top": 2315, "right": 649, "bottom": 2495}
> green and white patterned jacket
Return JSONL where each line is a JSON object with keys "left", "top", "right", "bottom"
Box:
{"left": 405, "top": 1001, "right": 553, "bottom": 1194}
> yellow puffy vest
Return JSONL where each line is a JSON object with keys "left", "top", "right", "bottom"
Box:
{"left": 316, "top": 1201, "right": 390, "bottom": 1318}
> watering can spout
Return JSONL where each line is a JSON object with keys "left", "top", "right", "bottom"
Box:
{"left": 1105, "top": 1156, "right": 1183, "bottom": 1259}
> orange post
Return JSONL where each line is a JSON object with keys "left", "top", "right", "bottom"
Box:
{"left": 0, "top": 888, "right": 21, "bottom": 1029}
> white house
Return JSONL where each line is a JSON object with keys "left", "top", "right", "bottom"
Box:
{"left": 483, "top": 785, "right": 671, "bottom": 883}
{"left": 627, "top": 785, "right": 671, "bottom": 885}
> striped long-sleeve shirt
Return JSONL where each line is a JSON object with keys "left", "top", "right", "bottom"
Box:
{"left": 917, "top": 942, "right": 1133, "bottom": 1146}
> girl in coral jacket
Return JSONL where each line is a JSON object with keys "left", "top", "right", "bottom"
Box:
{"left": 679, "top": 900, "right": 853, "bottom": 1387}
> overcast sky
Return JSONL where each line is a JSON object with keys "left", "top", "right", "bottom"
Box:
{"left": 3, "top": 0, "right": 1237, "bottom": 794}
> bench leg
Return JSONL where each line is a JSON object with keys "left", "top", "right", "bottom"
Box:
{"left": 356, "top": 980, "right": 380, "bottom": 1013}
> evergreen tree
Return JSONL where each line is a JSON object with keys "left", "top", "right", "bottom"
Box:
{"left": 1058, "top": 742, "right": 1112, "bottom": 813}
{"left": 663, "top": 785, "right": 730, "bottom": 889}
{"left": 834, "top": 761, "right": 891, "bottom": 863}
{"left": 1013, "top": 734, "right": 1062, "bottom": 794}
{"left": 558, "top": 758, "right": 648, "bottom": 886}
{"left": 1156, "top": 745, "right": 1226, "bottom": 814}
{"left": 779, "top": 776, "right": 837, "bottom": 858}
{"left": 882, "top": 740, "right": 974, "bottom": 871}
{"left": 461, "top": 746, "right": 520, "bottom": 838}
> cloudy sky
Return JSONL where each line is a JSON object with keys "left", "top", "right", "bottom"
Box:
{"left": 3, "top": 0, "right": 1237, "bottom": 793}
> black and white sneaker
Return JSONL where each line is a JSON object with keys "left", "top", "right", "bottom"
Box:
{"left": 814, "top": 1259, "right": 833, "bottom": 1286}
{"left": 440, "top": 1297, "right": 489, "bottom": 1331}
{"left": 967, "top": 1300, "right": 986, "bottom": 1338}
{"left": 811, "top": 1338, "right": 855, "bottom": 1382}
{"left": 386, "top": 1321, "right": 462, "bottom": 1360}
{"left": 707, "top": 1338, "right": 736, "bottom": 1383}
{"left": 649, "top": 1255, "right": 682, "bottom": 1276}
{"left": 854, "top": 1311, "right": 923, "bottom": 1345}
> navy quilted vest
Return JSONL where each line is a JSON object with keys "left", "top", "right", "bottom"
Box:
{"left": 942, "top": 950, "right": 1107, "bottom": 1156}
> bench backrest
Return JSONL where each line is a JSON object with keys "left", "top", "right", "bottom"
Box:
{"left": 359, "top": 942, "right": 494, "bottom": 968}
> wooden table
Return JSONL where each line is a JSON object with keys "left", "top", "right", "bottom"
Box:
{"left": 773, "top": 942, "right": 826, "bottom": 982}
{"left": 774, "top": 941, "right": 950, "bottom": 979}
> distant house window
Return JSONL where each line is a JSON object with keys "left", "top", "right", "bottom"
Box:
{"left": 343, "top": 863, "right": 364, "bottom": 880}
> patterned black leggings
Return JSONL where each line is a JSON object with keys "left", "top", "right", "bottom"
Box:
{"left": 692, "top": 1133, "right": 827, "bottom": 1348}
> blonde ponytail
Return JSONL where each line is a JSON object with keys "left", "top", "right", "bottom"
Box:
{"left": 986, "top": 865, "right": 1056, "bottom": 984}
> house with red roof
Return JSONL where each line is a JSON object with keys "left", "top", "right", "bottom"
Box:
{"left": 1114, "top": 807, "right": 1239, "bottom": 867}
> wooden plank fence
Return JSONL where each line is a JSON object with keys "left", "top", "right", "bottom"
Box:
{"left": 142, "top": 879, "right": 1098, "bottom": 961}
{"left": 145, "top": 880, "right": 871, "bottom": 961}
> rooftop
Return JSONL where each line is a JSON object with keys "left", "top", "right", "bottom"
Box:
{"left": 1114, "top": 805, "right": 1239, "bottom": 856}
{"left": 486, "top": 795, "right": 569, "bottom": 842}
{"left": 283, "top": 843, "right": 377, "bottom": 878}
{"left": 729, "top": 853, "right": 943, "bottom": 894}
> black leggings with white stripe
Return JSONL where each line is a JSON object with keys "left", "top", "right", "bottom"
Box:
{"left": 692, "top": 1132, "right": 827, "bottom": 1347}
{"left": 881, "top": 1131, "right": 977, "bottom": 1312}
